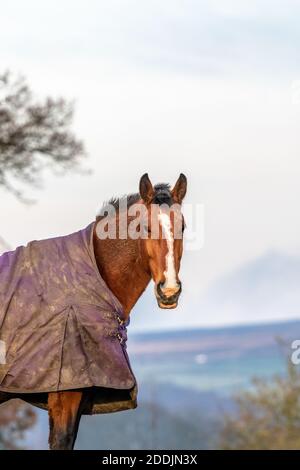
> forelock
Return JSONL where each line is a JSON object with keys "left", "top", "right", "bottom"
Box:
{"left": 152, "top": 183, "right": 172, "bottom": 206}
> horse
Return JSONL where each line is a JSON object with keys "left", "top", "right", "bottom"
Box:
{"left": 0, "top": 173, "right": 187, "bottom": 449}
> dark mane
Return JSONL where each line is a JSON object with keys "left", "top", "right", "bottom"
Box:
{"left": 97, "top": 183, "right": 172, "bottom": 219}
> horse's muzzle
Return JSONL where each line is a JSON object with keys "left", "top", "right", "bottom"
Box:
{"left": 155, "top": 282, "right": 182, "bottom": 309}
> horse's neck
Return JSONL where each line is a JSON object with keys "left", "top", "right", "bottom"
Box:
{"left": 93, "top": 228, "right": 151, "bottom": 318}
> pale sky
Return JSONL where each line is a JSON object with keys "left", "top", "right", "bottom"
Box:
{"left": 1, "top": 0, "right": 300, "bottom": 329}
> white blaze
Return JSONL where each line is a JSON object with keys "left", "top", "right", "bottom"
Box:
{"left": 158, "top": 212, "right": 177, "bottom": 289}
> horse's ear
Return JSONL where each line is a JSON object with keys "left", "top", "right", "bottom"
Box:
{"left": 171, "top": 173, "right": 187, "bottom": 204}
{"left": 139, "top": 173, "right": 154, "bottom": 203}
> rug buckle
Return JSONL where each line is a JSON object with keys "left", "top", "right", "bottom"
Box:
{"left": 117, "top": 333, "right": 124, "bottom": 345}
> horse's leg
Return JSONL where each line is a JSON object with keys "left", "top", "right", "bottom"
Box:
{"left": 48, "top": 391, "right": 84, "bottom": 450}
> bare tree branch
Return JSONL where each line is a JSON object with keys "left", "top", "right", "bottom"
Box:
{"left": 0, "top": 71, "right": 86, "bottom": 199}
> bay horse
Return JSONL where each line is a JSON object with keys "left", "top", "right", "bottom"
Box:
{"left": 0, "top": 173, "right": 187, "bottom": 449}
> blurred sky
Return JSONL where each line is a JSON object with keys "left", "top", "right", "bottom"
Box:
{"left": 1, "top": 0, "right": 300, "bottom": 329}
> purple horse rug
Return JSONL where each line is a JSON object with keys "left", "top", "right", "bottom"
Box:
{"left": 0, "top": 223, "right": 137, "bottom": 414}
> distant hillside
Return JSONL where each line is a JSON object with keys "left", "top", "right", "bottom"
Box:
{"left": 129, "top": 319, "right": 300, "bottom": 356}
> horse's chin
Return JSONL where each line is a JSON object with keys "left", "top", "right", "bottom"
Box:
{"left": 157, "top": 301, "right": 178, "bottom": 309}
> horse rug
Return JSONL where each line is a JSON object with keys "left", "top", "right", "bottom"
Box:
{"left": 0, "top": 223, "right": 137, "bottom": 414}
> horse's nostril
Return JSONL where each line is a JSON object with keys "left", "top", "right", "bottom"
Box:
{"left": 156, "top": 282, "right": 182, "bottom": 304}
{"left": 175, "top": 281, "right": 182, "bottom": 293}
